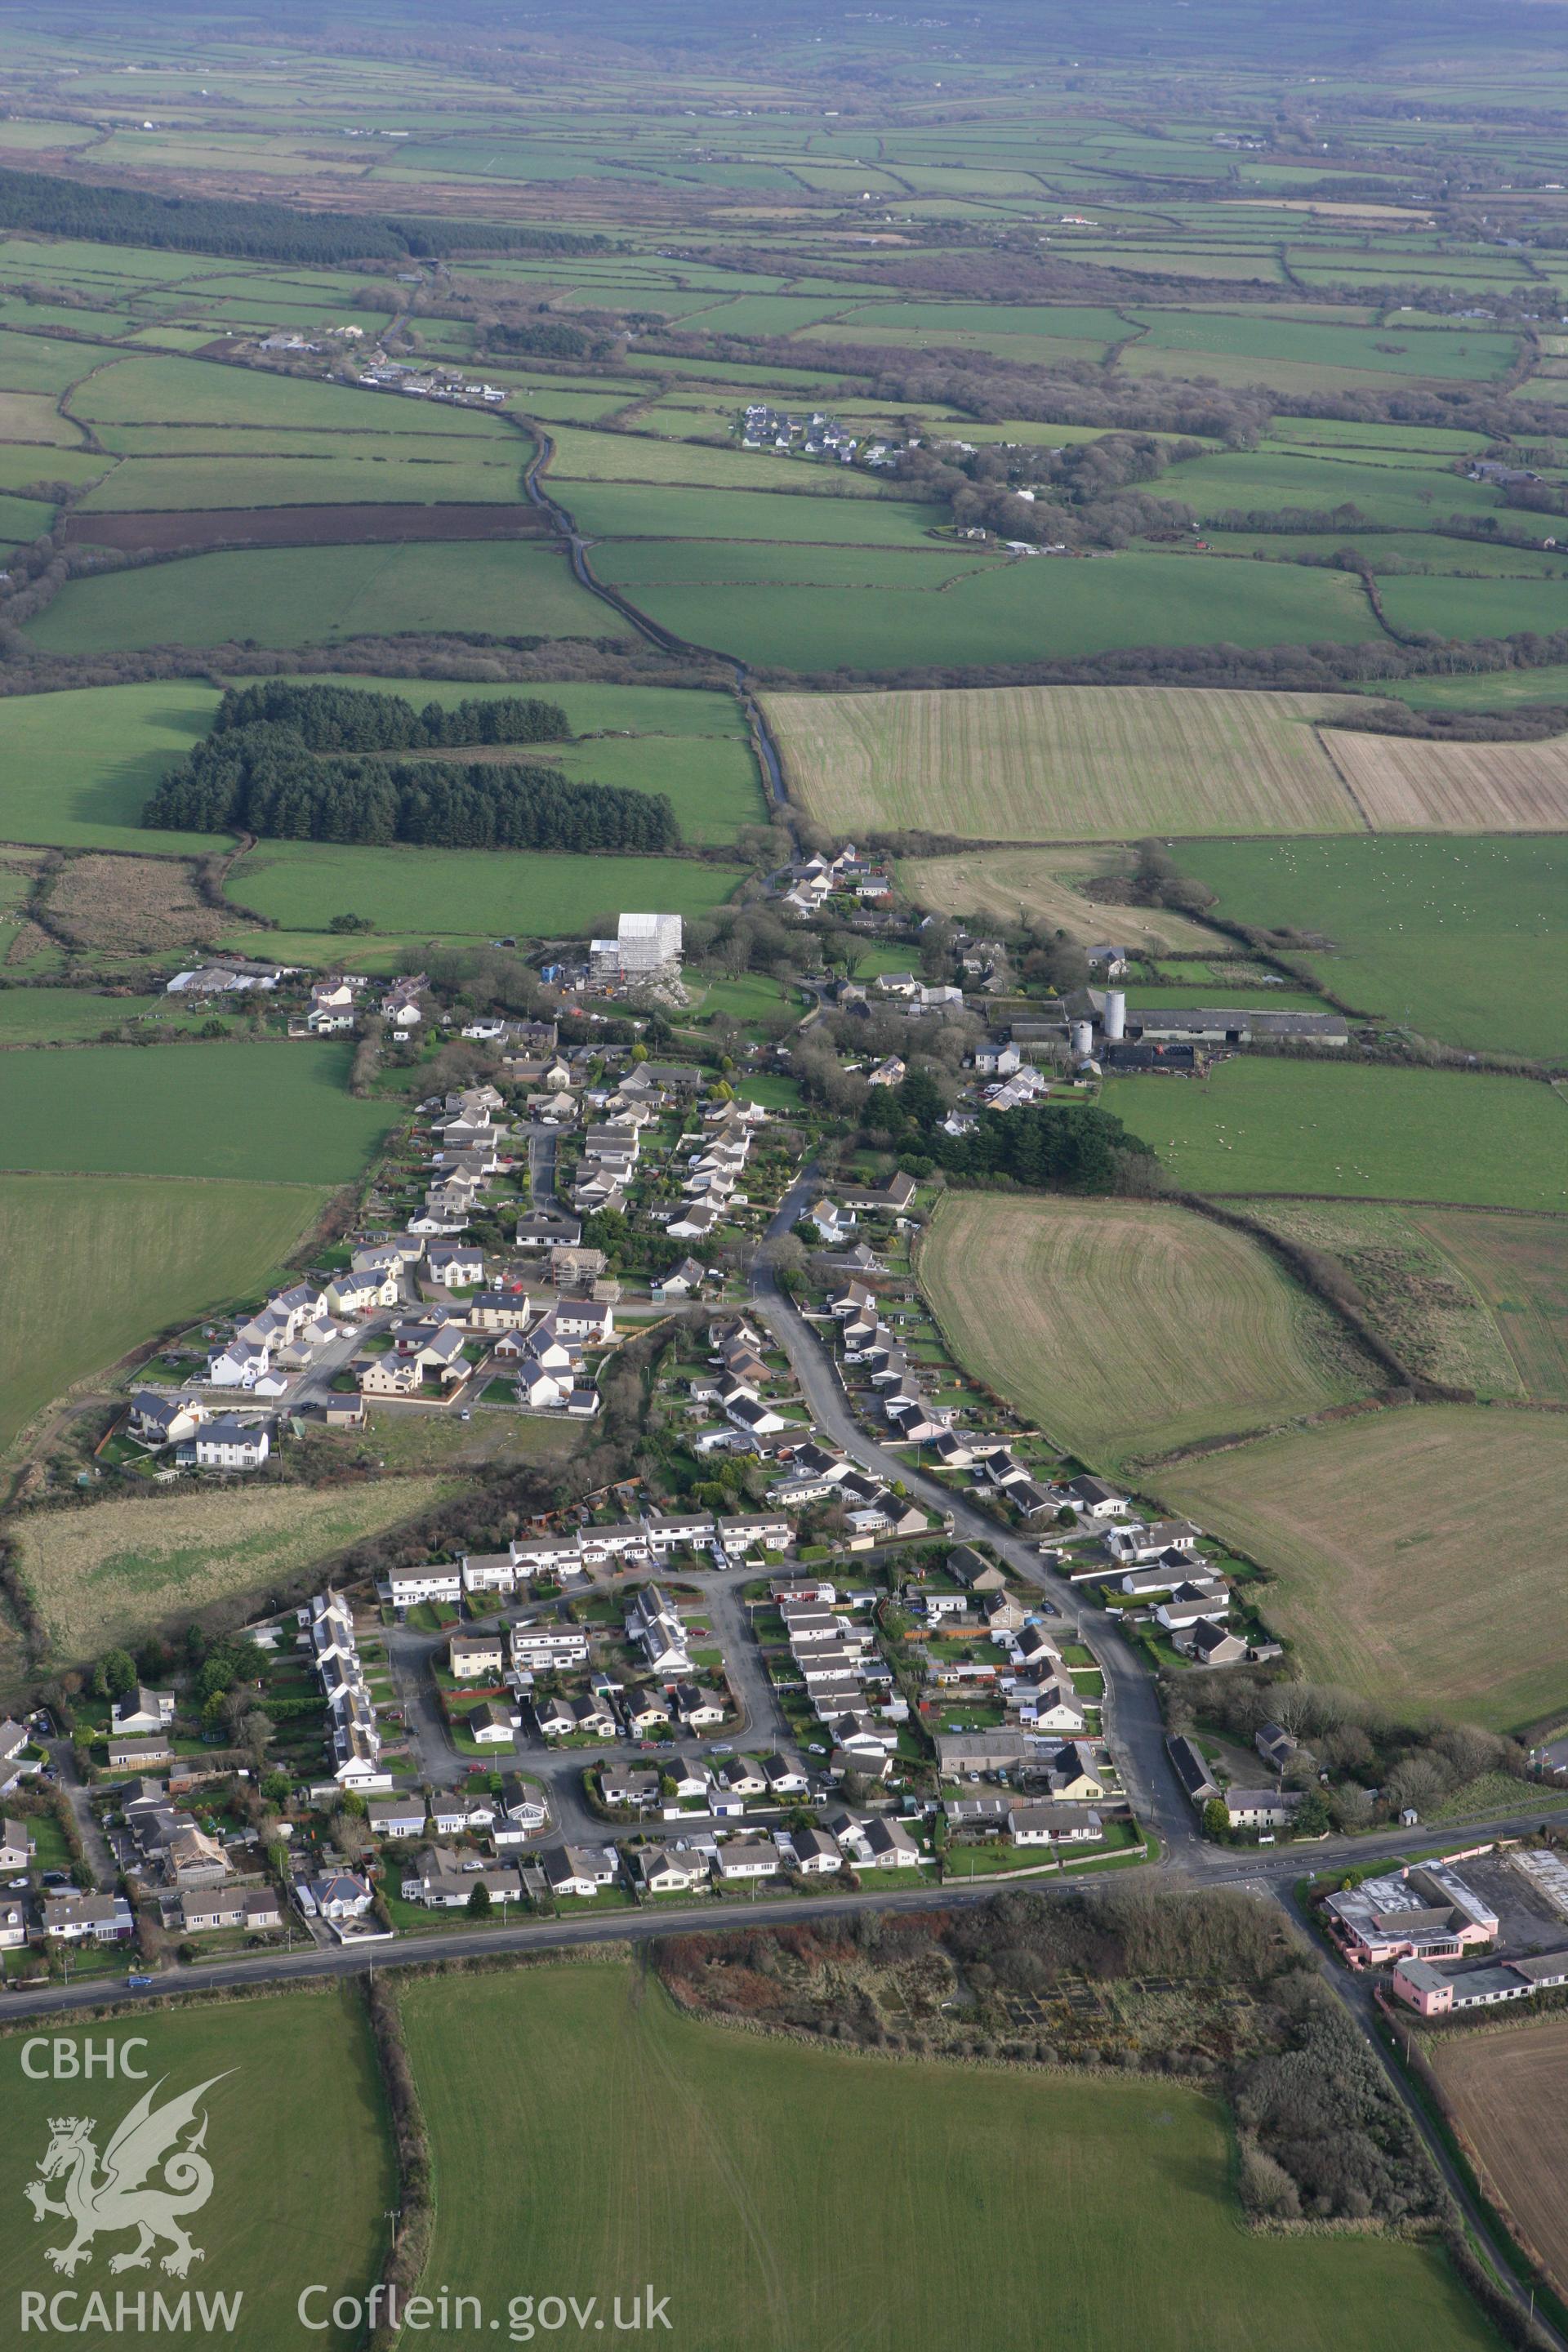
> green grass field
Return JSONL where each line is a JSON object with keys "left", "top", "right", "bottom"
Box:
{"left": 0, "top": 681, "right": 224, "bottom": 853}
{"left": 25, "top": 541, "right": 610, "bottom": 653}
{"left": 0, "top": 1041, "right": 393, "bottom": 1183}
{"left": 224, "top": 843, "right": 743, "bottom": 938}
{"left": 1378, "top": 573, "right": 1568, "bottom": 643}
{"left": 1111, "top": 1058, "right": 1568, "bottom": 1211}
{"left": 609, "top": 550, "right": 1379, "bottom": 672}
{"left": 0, "top": 1989, "right": 393, "bottom": 2348}
{"left": 564, "top": 479, "right": 949, "bottom": 546}
{"left": 920, "top": 1192, "right": 1375, "bottom": 1468}
{"left": 0, "top": 1171, "right": 327, "bottom": 1454}
{"left": 1176, "top": 835, "right": 1568, "bottom": 1059}
{"left": 76, "top": 443, "right": 528, "bottom": 510}
{"left": 1161, "top": 1406, "right": 1568, "bottom": 1731}
{"left": 399, "top": 1962, "right": 1499, "bottom": 2352}
{"left": 0, "top": 989, "right": 231, "bottom": 1044}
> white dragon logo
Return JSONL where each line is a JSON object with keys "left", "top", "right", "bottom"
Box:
{"left": 24, "top": 2074, "right": 231, "bottom": 2278}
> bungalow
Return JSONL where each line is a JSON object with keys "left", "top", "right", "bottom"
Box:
{"left": 516, "top": 1209, "right": 582, "bottom": 1250}
{"left": 497, "top": 1774, "right": 548, "bottom": 1832}
{"left": 368, "top": 1797, "right": 427, "bottom": 1840}
{"left": 107, "top": 1734, "right": 175, "bottom": 1770}
{"left": 937, "top": 1731, "right": 1031, "bottom": 1780}
{"left": 466, "top": 1699, "right": 518, "bottom": 1747}
{"left": 715, "top": 1840, "right": 780, "bottom": 1882}
{"left": 667, "top": 1203, "right": 723, "bottom": 1243}
{"left": 717, "top": 1757, "right": 767, "bottom": 1797}
{"left": 1105, "top": 1518, "right": 1201, "bottom": 1566}
{"left": 602, "top": 1766, "right": 661, "bottom": 1811}
{"left": 663, "top": 1757, "right": 710, "bottom": 1802}
{"left": 430, "top": 1795, "right": 496, "bottom": 1837}
{"left": 760, "top": 1753, "right": 809, "bottom": 1796}
{"left": 42, "top": 1892, "right": 136, "bottom": 1943}
{"left": 541, "top": 1843, "right": 618, "bottom": 1898}
{"left": 448, "top": 1632, "right": 506, "bottom": 1681}
{"left": 726, "top": 1395, "right": 790, "bottom": 1441}
{"left": 674, "top": 1684, "right": 727, "bottom": 1730}
{"left": 639, "top": 1845, "right": 709, "bottom": 1895}
{"left": 1170, "top": 1740, "right": 1222, "bottom": 1806}
{"left": 1154, "top": 1581, "right": 1232, "bottom": 1634}
{"left": 861, "top": 1816, "right": 920, "bottom": 1869}
{"left": 1009, "top": 1802, "right": 1102, "bottom": 1847}
{"left": 623, "top": 1689, "right": 673, "bottom": 1735}
{"left": 176, "top": 1890, "right": 250, "bottom": 1934}
{"left": 1062, "top": 1476, "right": 1131, "bottom": 1518}
{"left": 1183, "top": 1620, "right": 1247, "bottom": 1668}
{"left": 790, "top": 1825, "right": 842, "bottom": 1875}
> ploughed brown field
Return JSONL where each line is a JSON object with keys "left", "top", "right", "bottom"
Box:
{"left": 61, "top": 501, "right": 548, "bottom": 552}
{"left": 1430, "top": 2017, "right": 1568, "bottom": 2297}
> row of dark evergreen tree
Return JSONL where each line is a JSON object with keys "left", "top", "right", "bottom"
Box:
{"left": 142, "top": 724, "right": 679, "bottom": 852}
{"left": 211, "top": 680, "right": 570, "bottom": 752}
{"left": 0, "top": 166, "right": 613, "bottom": 264}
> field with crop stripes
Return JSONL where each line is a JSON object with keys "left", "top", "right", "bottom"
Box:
{"left": 1322, "top": 726, "right": 1568, "bottom": 830}
{"left": 766, "top": 684, "right": 1370, "bottom": 840}
{"left": 1160, "top": 1405, "right": 1568, "bottom": 1729}
{"left": 1431, "top": 2019, "right": 1568, "bottom": 2300}
{"left": 919, "top": 1193, "right": 1375, "bottom": 1467}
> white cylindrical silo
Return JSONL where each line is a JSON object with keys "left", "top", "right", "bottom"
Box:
{"left": 1071, "top": 1018, "right": 1094, "bottom": 1059}
{"left": 1104, "top": 990, "right": 1126, "bottom": 1042}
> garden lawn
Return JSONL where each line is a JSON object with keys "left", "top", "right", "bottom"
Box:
{"left": 1111, "top": 1059, "right": 1568, "bottom": 1211}
{"left": 0, "top": 1988, "right": 393, "bottom": 2350}
{"left": 399, "top": 1962, "right": 1499, "bottom": 2352}
{"left": 24, "top": 541, "right": 609, "bottom": 653}
{"left": 1177, "top": 835, "right": 1568, "bottom": 1060}
{"left": 224, "top": 844, "right": 743, "bottom": 938}
{"left": 0, "top": 1040, "right": 394, "bottom": 1182}
{"left": 0, "top": 1172, "right": 327, "bottom": 1454}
